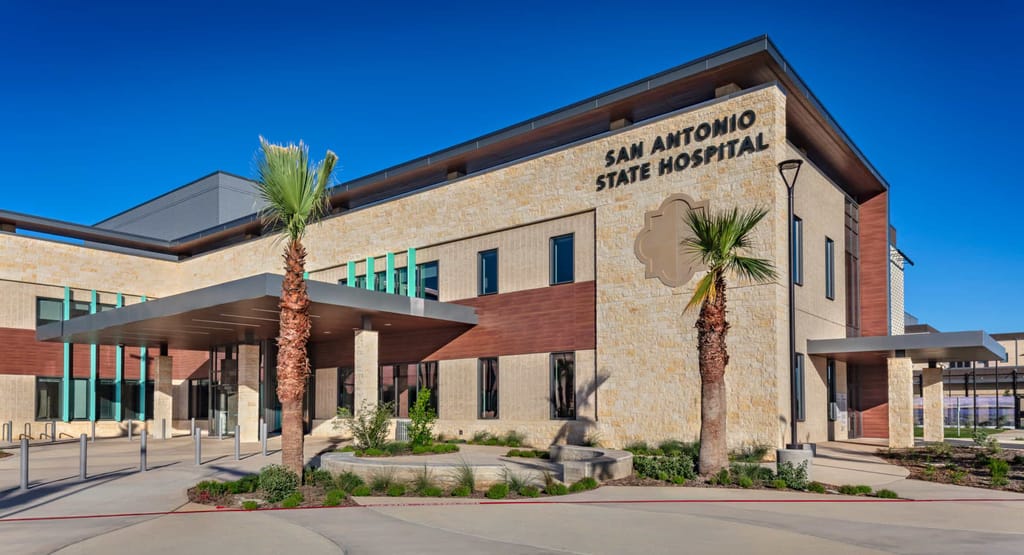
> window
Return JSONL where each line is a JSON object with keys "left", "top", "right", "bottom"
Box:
{"left": 337, "top": 368, "right": 354, "bottom": 416}
{"left": 395, "top": 267, "right": 409, "bottom": 296}
{"left": 794, "top": 354, "right": 806, "bottom": 422}
{"left": 417, "top": 361, "right": 439, "bottom": 416}
{"left": 417, "top": 261, "right": 439, "bottom": 300}
{"left": 70, "top": 378, "right": 89, "bottom": 420}
{"left": 377, "top": 362, "right": 438, "bottom": 417}
{"left": 826, "top": 359, "right": 836, "bottom": 422}
{"left": 478, "top": 249, "right": 498, "bottom": 295}
{"left": 825, "top": 237, "right": 835, "bottom": 300}
{"left": 478, "top": 358, "right": 499, "bottom": 419}
{"left": 97, "top": 379, "right": 117, "bottom": 420}
{"left": 845, "top": 199, "right": 860, "bottom": 336}
{"left": 36, "top": 298, "right": 64, "bottom": 325}
{"left": 551, "top": 352, "right": 576, "bottom": 419}
{"left": 123, "top": 381, "right": 154, "bottom": 421}
{"left": 189, "top": 378, "right": 210, "bottom": 419}
{"left": 374, "top": 270, "right": 388, "bottom": 293}
{"left": 35, "top": 377, "right": 61, "bottom": 420}
{"left": 550, "top": 234, "right": 575, "bottom": 285}
{"left": 792, "top": 217, "right": 803, "bottom": 286}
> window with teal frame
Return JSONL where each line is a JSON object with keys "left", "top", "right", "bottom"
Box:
{"left": 416, "top": 261, "right": 439, "bottom": 300}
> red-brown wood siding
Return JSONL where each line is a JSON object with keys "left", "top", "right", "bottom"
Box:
{"left": 859, "top": 191, "right": 889, "bottom": 337}
{"left": 311, "top": 281, "right": 596, "bottom": 367}
{"left": 857, "top": 364, "right": 889, "bottom": 438}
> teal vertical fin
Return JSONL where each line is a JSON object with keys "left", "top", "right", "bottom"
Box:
{"left": 114, "top": 292, "right": 123, "bottom": 422}
{"left": 62, "top": 286, "right": 72, "bottom": 422}
{"left": 407, "top": 248, "right": 417, "bottom": 298}
{"left": 385, "top": 252, "right": 395, "bottom": 294}
{"left": 89, "top": 290, "right": 97, "bottom": 422}
{"left": 365, "top": 257, "right": 375, "bottom": 290}
{"left": 139, "top": 295, "right": 147, "bottom": 420}
{"left": 347, "top": 261, "right": 356, "bottom": 287}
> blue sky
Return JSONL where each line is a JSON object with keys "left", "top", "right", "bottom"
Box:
{"left": 0, "top": 1, "right": 1021, "bottom": 332}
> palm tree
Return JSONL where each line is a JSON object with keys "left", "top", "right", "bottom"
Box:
{"left": 684, "top": 207, "right": 776, "bottom": 476}
{"left": 255, "top": 137, "right": 337, "bottom": 476}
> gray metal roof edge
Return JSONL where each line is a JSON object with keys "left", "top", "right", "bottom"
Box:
{"left": 807, "top": 331, "right": 1006, "bottom": 360}
{"left": 92, "top": 170, "right": 260, "bottom": 226}
{"left": 305, "top": 278, "right": 477, "bottom": 325}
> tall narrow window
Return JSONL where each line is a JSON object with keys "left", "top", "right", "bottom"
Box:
{"left": 35, "top": 377, "right": 61, "bottom": 420}
{"left": 825, "top": 237, "right": 835, "bottom": 300}
{"left": 826, "top": 359, "right": 836, "bottom": 421}
{"left": 417, "top": 261, "right": 439, "bottom": 300}
{"left": 374, "top": 270, "right": 388, "bottom": 293}
{"left": 792, "top": 216, "right": 803, "bottom": 286}
{"left": 478, "top": 249, "right": 498, "bottom": 295}
{"left": 550, "top": 234, "right": 574, "bottom": 285}
{"left": 189, "top": 378, "right": 210, "bottom": 419}
{"left": 337, "top": 368, "right": 354, "bottom": 416}
{"left": 417, "top": 361, "right": 439, "bottom": 416}
{"left": 478, "top": 358, "right": 499, "bottom": 419}
{"left": 794, "top": 353, "right": 806, "bottom": 422}
{"left": 551, "top": 352, "right": 576, "bottom": 419}
{"left": 97, "top": 379, "right": 116, "bottom": 420}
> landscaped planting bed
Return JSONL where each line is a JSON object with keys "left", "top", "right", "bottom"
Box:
{"left": 879, "top": 441, "right": 1024, "bottom": 491}
{"left": 337, "top": 441, "right": 460, "bottom": 457}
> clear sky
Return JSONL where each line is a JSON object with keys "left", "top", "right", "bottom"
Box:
{"left": 0, "top": 1, "right": 1021, "bottom": 332}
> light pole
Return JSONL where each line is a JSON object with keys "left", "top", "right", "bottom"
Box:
{"left": 778, "top": 159, "right": 802, "bottom": 449}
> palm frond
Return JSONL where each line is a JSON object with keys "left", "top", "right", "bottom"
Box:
{"left": 729, "top": 255, "right": 777, "bottom": 282}
{"left": 685, "top": 272, "right": 717, "bottom": 311}
{"left": 255, "top": 136, "right": 337, "bottom": 242}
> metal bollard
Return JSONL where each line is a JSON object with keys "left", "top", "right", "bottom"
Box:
{"left": 261, "top": 421, "right": 268, "bottom": 457}
{"left": 127, "top": 420, "right": 133, "bottom": 441}
{"left": 194, "top": 429, "right": 201, "bottom": 466}
{"left": 80, "top": 434, "right": 88, "bottom": 480}
{"left": 50, "top": 420, "right": 57, "bottom": 443}
{"left": 91, "top": 420, "right": 96, "bottom": 443}
{"left": 4, "top": 420, "right": 11, "bottom": 442}
{"left": 162, "top": 418, "right": 167, "bottom": 440}
{"left": 140, "top": 431, "right": 148, "bottom": 472}
{"left": 218, "top": 423, "right": 223, "bottom": 441}
{"left": 234, "top": 425, "right": 240, "bottom": 461}
{"left": 20, "top": 438, "right": 29, "bottom": 491}
{"left": 191, "top": 417, "right": 196, "bottom": 437}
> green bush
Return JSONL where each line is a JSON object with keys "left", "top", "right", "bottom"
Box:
{"left": 420, "top": 485, "right": 444, "bottom": 497}
{"left": 927, "top": 442, "right": 953, "bottom": 457}
{"left": 730, "top": 463, "right": 774, "bottom": 484}
{"left": 386, "top": 484, "right": 406, "bottom": 497}
{"left": 875, "top": 489, "right": 899, "bottom": 499}
{"left": 624, "top": 441, "right": 653, "bottom": 455}
{"left": 360, "top": 447, "right": 388, "bottom": 458}
{"left": 503, "top": 430, "right": 525, "bottom": 447}
{"left": 949, "top": 467, "right": 968, "bottom": 484}
{"left": 304, "top": 468, "right": 334, "bottom": 488}
{"left": 242, "top": 500, "right": 258, "bottom": 510}
{"left": 971, "top": 428, "right": 992, "bottom": 447}
{"left": 369, "top": 469, "right": 397, "bottom": 493}
{"left": 450, "top": 461, "right": 476, "bottom": 492}
{"left": 259, "top": 465, "right": 299, "bottom": 503}
{"left": 770, "top": 479, "right": 788, "bottom": 489}
{"left": 431, "top": 443, "right": 460, "bottom": 454}
{"left": 342, "top": 400, "right": 395, "bottom": 450}
{"left": 730, "top": 444, "right": 771, "bottom": 463}
{"left": 338, "top": 445, "right": 358, "bottom": 452}
{"left": 989, "top": 458, "right": 1010, "bottom": 487}
{"left": 519, "top": 485, "right": 541, "bottom": 497}
{"left": 451, "top": 485, "right": 472, "bottom": 497}
{"left": 408, "top": 389, "right": 437, "bottom": 448}
{"left": 710, "top": 468, "right": 732, "bottom": 486}
{"left": 582, "top": 431, "right": 602, "bottom": 447}
{"left": 281, "top": 492, "right": 304, "bottom": 508}
{"left": 413, "top": 466, "right": 439, "bottom": 494}
{"left": 775, "top": 461, "right": 809, "bottom": 491}
{"left": 335, "top": 471, "right": 364, "bottom": 492}
{"left": 633, "top": 454, "right": 696, "bottom": 482}
{"left": 195, "top": 480, "right": 229, "bottom": 496}
{"left": 384, "top": 442, "right": 409, "bottom": 456}
{"left": 471, "top": 431, "right": 494, "bottom": 444}
{"left": 569, "top": 477, "right": 598, "bottom": 492}
{"left": 486, "top": 483, "right": 509, "bottom": 499}
{"left": 545, "top": 483, "right": 569, "bottom": 496}
{"left": 737, "top": 476, "right": 754, "bottom": 488}
{"left": 838, "top": 484, "right": 872, "bottom": 495}
{"left": 807, "top": 482, "right": 827, "bottom": 494}
{"left": 350, "top": 485, "right": 372, "bottom": 496}
{"left": 324, "top": 489, "right": 346, "bottom": 506}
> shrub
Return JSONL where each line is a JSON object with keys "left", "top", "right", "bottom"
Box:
{"left": 335, "top": 471, "right": 364, "bottom": 493}
{"left": 504, "top": 470, "right": 530, "bottom": 492}
{"left": 431, "top": 443, "right": 460, "bottom": 454}
{"left": 486, "top": 483, "right": 509, "bottom": 499}
{"left": 927, "top": 442, "right": 953, "bottom": 457}
{"left": 730, "top": 463, "right": 774, "bottom": 484}
{"left": 922, "top": 464, "right": 937, "bottom": 480}
{"left": 971, "top": 428, "right": 992, "bottom": 447}
{"left": 350, "top": 485, "right": 372, "bottom": 496}
{"left": 343, "top": 401, "right": 395, "bottom": 450}
{"left": 709, "top": 468, "right": 731, "bottom": 486}
{"left": 385, "top": 442, "right": 409, "bottom": 456}
{"left": 360, "top": 447, "right": 388, "bottom": 458}
{"left": 770, "top": 479, "right": 788, "bottom": 489}
{"left": 949, "top": 467, "right": 968, "bottom": 484}
{"left": 582, "top": 431, "right": 601, "bottom": 447}
{"left": 730, "top": 444, "right": 771, "bottom": 463}
{"left": 624, "top": 441, "right": 652, "bottom": 455}
{"left": 229, "top": 475, "right": 260, "bottom": 494}
{"left": 195, "top": 480, "right": 229, "bottom": 496}
{"left": 807, "top": 482, "right": 827, "bottom": 494}
{"left": 413, "top": 466, "right": 439, "bottom": 494}
{"left": 386, "top": 484, "right": 406, "bottom": 497}
{"left": 838, "top": 484, "right": 872, "bottom": 495}
{"left": 875, "top": 489, "right": 899, "bottom": 499}
{"left": 281, "top": 492, "right": 304, "bottom": 508}
{"left": 471, "top": 431, "right": 494, "bottom": 444}
{"left": 369, "top": 469, "right": 397, "bottom": 493}
{"left": 451, "top": 485, "right": 472, "bottom": 497}
{"left": 633, "top": 454, "right": 696, "bottom": 482}
{"left": 450, "top": 460, "right": 476, "bottom": 492}
{"left": 324, "top": 489, "right": 346, "bottom": 506}
{"left": 738, "top": 476, "right": 754, "bottom": 488}
{"left": 408, "top": 389, "right": 437, "bottom": 448}
{"left": 420, "top": 486, "right": 444, "bottom": 497}
{"left": 304, "top": 468, "right": 334, "bottom": 488}
{"left": 989, "top": 458, "right": 1010, "bottom": 487}
{"left": 569, "top": 477, "right": 598, "bottom": 492}
{"left": 545, "top": 483, "right": 569, "bottom": 495}
{"left": 504, "top": 430, "right": 526, "bottom": 447}
{"left": 241, "top": 500, "right": 258, "bottom": 511}
{"left": 259, "top": 465, "right": 299, "bottom": 503}
{"left": 519, "top": 485, "right": 541, "bottom": 497}
{"left": 775, "top": 461, "right": 809, "bottom": 491}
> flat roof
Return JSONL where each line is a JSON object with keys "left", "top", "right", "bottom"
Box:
{"left": 1, "top": 35, "right": 888, "bottom": 258}
{"left": 808, "top": 331, "right": 1007, "bottom": 365}
{"left": 36, "top": 274, "right": 477, "bottom": 350}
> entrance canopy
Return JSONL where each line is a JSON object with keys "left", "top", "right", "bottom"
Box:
{"left": 36, "top": 274, "right": 477, "bottom": 350}
{"left": 808, "top": 331, "right": 1006, "bottom": 365}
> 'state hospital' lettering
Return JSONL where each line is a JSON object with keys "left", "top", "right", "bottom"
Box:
{"left": 595, "top": 109, "right": 769, "bottom": 191}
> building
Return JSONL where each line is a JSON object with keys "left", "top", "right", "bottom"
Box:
{"left": 0, "top": 36, "right": 1007, "bottom": 450}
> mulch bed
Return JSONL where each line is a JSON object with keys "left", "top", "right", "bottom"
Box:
{"left": 187, "top": 484, "right": 357, "bottom": 509}
{"left": 879, "top": 445, "right": 1024, "bottom": 492}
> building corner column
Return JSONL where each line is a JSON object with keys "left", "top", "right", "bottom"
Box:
{"left": 887, "top": 356, "right": 914, "bottom": 448}
{"left": 354, "top": 329, "right": 379, "bottom": 415}
{"left": 922, "top": 367, "right": 944, "bottom": 443}
{"left": 152, "top": 355, "right": 173, "bottom": 435}
{"left": 238, "top": 344, "right": 261, "bottom": 443}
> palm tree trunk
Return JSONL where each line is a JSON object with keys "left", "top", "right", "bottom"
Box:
{"left": 277, "top": 239, "right": 312, "bottom": 477}
{"left": 697, "top": 273, "right": 730, "bottom": 476}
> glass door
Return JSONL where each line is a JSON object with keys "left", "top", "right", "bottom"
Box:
{"left": 209, "top": 345, "right": 239, "bottom": 437}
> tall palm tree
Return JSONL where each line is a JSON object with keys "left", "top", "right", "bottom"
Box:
{"left": 684, "top": 207, "right": 776, "bottom": 476}
{"left": 255, "top": 137, "right": 337, "bottom": 476}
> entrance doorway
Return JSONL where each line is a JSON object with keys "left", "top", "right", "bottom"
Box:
{"left": 209, "top": 345, "right": 238, "bottom": 437}
{"left": 846, "top": 364, "right": 863, "bottom": 439}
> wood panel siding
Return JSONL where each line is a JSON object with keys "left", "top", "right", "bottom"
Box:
{"left": 858, "top": 192, "right": 889, "bottom": 337}
{"left": 856, "top": 364, "right": 889, "bottom": 438}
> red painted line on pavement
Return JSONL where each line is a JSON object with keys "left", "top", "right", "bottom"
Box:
{"left": 2, "top": 495, "right": 1021, "bottom": 523}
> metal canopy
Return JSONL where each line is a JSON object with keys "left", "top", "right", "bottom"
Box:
{"left": 807, "top": 331, "right": 1007, "bottom": 365}
{"left": 36, "top": 274, "right": 477, "bottom": 350}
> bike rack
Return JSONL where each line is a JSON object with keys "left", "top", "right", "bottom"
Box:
{"left": 1, "top": 421, "right": 11, "bottom": 443}
{"left": 40, "top": 421, "right": 56, "bottom": 441}
{"left": 20, "top": 422, "right": 32, "bottom": 441}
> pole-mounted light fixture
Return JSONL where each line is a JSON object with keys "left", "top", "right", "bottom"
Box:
{"left": 778, "top": 159, "right": 803, "bottom": 449}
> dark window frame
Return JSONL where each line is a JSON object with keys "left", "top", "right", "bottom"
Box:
{"left": 478, "top": 357, "right": 499, "bottom": 419}
{"left": 549, "top": 233, "right": 575, "bottom": 285}
{"left": 478, "top": 249, "right": 498, "bottom": 296}
{"left": 417, "top": 261, "right": 439, "bottom": 300}
{"left": 794, "top": 353, "right": 806, "bottom": 422}
{"left": 792, "top": 217, "right": 804, "bottom": 286}
{"left": 825, "top": 237, "right": 835, "bottom": 300}
{"left": 550, "top": 352, "right": 576, "bottom": 420}
{"left": 35, "top": 376, "right": 62, "bottom": 421}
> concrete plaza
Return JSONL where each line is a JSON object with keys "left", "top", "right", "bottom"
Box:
{"left": 1, "top": 437, "right": 1022, "bottom": 554}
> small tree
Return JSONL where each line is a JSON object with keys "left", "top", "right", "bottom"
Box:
{"left": 338, "top": 401, "right": 394, "bottom": 450}
{"left": 408, "top": 389, "right": 437, "bottom": 447}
